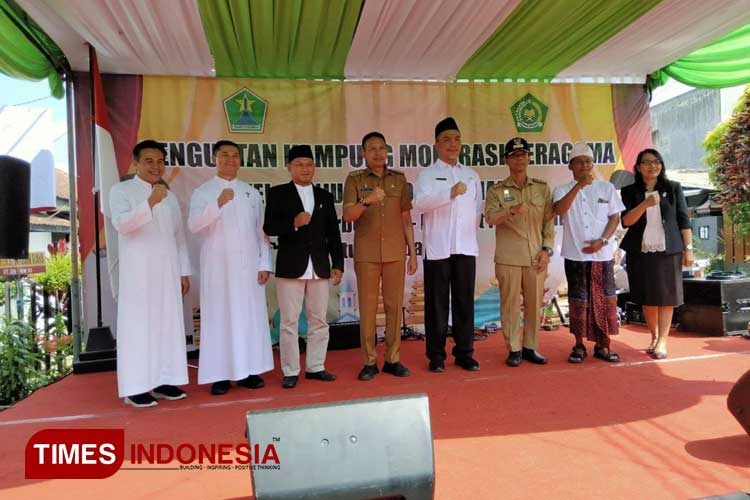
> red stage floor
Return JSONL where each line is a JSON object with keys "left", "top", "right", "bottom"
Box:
{"left": 1, "top": 324, "right": 749, "bottom": 499}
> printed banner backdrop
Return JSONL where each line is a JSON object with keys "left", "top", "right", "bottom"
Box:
{"left": 74, "top": 75, "right": 652, "bottom": 345}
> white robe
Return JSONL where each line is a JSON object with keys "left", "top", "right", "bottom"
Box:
{"left": 188, "top": 177, "right": 274, "bottom": 384}
{"left": 109, "top": 176, "right": 191, "bottom": 397}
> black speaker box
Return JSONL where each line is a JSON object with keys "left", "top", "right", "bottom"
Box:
{"left": 327, "top": 321, "right": 361, "bottom": 350}
{"left": 0, "top": 155, "right": 31, "bottom": 259}
{"left": 680, "top": 278, "right": 750, "bottom": 336}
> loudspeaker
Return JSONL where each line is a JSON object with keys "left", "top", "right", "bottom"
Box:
{"left": 727, "top": 369, "right": 750, "bottom": 436}
{"left": 328, "top": 321, "right": 361, "bottom": 351}
{"left": 680, "top": 278, "right": 750, "bottom": 336}
{"left": 0, "top": 155, "right": 31, "bottom": 259}
{"left": 246, "top": 393, "right": 434, "bottom": 500}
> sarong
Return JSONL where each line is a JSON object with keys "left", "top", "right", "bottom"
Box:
{"left": 565, "top": 259, "right": 619, "bottom": 347}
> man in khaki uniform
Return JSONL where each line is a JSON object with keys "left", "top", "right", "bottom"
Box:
{"left": 484, "top": 137, "right": 555, "bottom": 367}
{"left": 343, "top": 132, "right": 417, "bottom": 381}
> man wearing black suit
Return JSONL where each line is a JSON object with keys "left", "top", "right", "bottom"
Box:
{"left": 264, "top": 145, "right": 344, "bottom": 389}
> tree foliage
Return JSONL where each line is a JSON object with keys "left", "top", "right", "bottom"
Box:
{"left": 703, "top": 86, "right": 750, "bottom": 234}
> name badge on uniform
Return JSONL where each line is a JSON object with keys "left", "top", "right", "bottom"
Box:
{"left": 361, "top": 186, "right": 372, "bottom": 193}
{"left": 435, "top": 177, "right": 447, "bottom": 181}
{"left": 597, "top": 198, "right": 607, "bottom": 203}
{"left": 502, "top": 189, "right": 513, "bottom": 202}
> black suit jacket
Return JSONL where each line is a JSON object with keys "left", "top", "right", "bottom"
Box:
{"left": 620, "top": 179, "right": 690, "bottom": 256}
{"left": 264, "top": 181, "right": 344, "bottom": 279}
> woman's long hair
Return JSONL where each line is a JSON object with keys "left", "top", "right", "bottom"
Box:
{"left": 633, "top": 148, "right": 668, "bottom": 190}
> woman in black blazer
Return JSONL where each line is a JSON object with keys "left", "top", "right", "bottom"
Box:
{"left": 620, "top": 149, "right": 694, "bottom": 359}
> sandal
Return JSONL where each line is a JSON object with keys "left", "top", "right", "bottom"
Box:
{"left": 568, "top": 345, "right": 587, "bottom": 364}
{"left": 593, "top": 345, "right": 621, "bottom": 363}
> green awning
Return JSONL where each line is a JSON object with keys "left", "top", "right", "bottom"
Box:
{"left": 0, "top": 0, "right": 66, "bottom": 98}
{"left": 198, "top": 0, "right": 363, "bottom": 79}
{"left": 652, "top": 24, "right": 750, "bottom": 89}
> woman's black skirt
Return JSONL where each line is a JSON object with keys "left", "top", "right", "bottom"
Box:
{"left": 626, "top": 251, "right": 684, "bottom": 306}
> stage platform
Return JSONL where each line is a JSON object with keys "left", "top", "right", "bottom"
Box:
{"left": 1, "top": 323, "right": 749, "bottom": 499}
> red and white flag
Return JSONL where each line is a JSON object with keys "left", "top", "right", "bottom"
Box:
{"left": 91, "top": 47, "right": 120, "bottom": 299}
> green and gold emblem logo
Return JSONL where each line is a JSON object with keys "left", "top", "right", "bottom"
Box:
{"left": 223, "top": 87, "right": 267, "bottom": 133}
{"left": 510, "top": 93, "right": 548, "bottom": 133}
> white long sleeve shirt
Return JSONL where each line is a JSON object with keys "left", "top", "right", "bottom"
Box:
{"left": 414, "top": 159, "right": 482, "bottom": 260}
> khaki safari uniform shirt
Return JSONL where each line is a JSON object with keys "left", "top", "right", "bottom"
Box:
{"left": 343, "top": 167, "right": 412, "bottom": 263}
{"left": 484, "top": 176, "right": 555, "bottom": 267}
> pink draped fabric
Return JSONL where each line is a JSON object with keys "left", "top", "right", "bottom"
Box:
{"left": 612, "top": 84, "right": 653, "bottom": 173}
{"left": 344, "top": 0, "right": 521, "bottom": 80}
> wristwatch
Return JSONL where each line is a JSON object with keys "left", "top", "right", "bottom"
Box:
{"left": 600, "top": 237, "right": 609, "bottom": 246}
{"left": 359, "top": 197, "right": 370, "bottom": 207}
{"left": 685, "top": 244, "right": 694, "bottom": 250}
{"left": 542, "top": 247, "right": 553, "bottom": 257}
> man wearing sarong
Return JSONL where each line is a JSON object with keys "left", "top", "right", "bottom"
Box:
{"left": 552, "top": 141, "right": 625, "bottom": 363}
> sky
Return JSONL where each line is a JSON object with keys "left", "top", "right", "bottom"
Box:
{"left": 650, "top": 79, "right": 695, "bottom": 106}
{"left": 0, "top": 74, "right": 69, "bottom": 171}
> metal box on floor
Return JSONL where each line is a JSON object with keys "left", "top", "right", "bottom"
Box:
{"left": 679, "top": 278, "right": 750, "bottom": 336}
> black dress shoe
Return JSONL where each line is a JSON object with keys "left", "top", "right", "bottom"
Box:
{"left": 153, "top": 385, "right": 187, "bottom": 400}
{"left": 211, "top": 380, "right": 231, "bottom": 395}
{"left": 429, "top": 360, "right": 446, "bottom": 372}
{"left": 454, "top": 357, "right": 480, "bottom": 371}
{"left": 382, "top": 362, "right": 410, "bottom": 377}
{"left": 358, "top": 364, "right": 379, "bottom": 381}
{"left": 305, "top": 370, "right": 336, "bottom": 381}
{"left": 282, "top": 376, "right": 298, "bottom": 389}
{"left": 124, "top": 392, "right": 158, "bottom": 408}
{"left": 522, "top": 347, "right": 548, "bottom": 365}
{"left": 506, "top": 351, "right": 522, "bottom": 367}
{"left": 237, "top": 375, "right": 265, "bottom": 389}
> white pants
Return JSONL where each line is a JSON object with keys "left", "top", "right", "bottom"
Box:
{"left": 276, "top": 278, "right": 330, "bottom": 376}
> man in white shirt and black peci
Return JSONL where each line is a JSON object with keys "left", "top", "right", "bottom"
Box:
{"left": 414, "top": 117, "right": 482, "bottom": 373}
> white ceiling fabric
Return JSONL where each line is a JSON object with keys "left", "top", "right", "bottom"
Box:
{"left": 557, "top": 0, "right": 750, "bottom": 80}
{"left": 18, "top": 0, "right": 214, "bottom": 75}
{"left": 344, "top": 0, "right": 522, "bottom": 81}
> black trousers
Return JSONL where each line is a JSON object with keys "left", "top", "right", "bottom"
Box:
{"left": 423, "top": 254, "right": 475, "bottom": 362}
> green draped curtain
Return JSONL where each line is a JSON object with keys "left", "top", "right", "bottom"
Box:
{"left": 457, "top": 0, "right": 662, "bottom": 80}
{"left": 650, "top": 24, "right": 750, "bottom": 89}
{"left": 0, "top": 0, "right": 65, "bottom": 98}
{"left": 198, "top": 0, "right": 363, "bottom": 79}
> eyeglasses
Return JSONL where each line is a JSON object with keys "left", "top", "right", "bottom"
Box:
{"left": 640, "top": 159, "right": 662, "bottom": 166}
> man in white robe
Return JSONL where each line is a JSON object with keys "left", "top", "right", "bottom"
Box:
{"left": 188, "top": 140, "right": 274, "bottom": 395}
{"left": 110, "top": 140, "right": 192, "bottom": 408}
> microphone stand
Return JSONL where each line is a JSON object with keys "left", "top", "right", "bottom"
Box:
{"left": 400, "top": 306, "right": 424, "bottom": 340}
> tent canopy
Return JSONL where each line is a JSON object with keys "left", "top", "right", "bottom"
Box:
{"left": 1, "top": 0, "right": 749, "bottom": 91}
